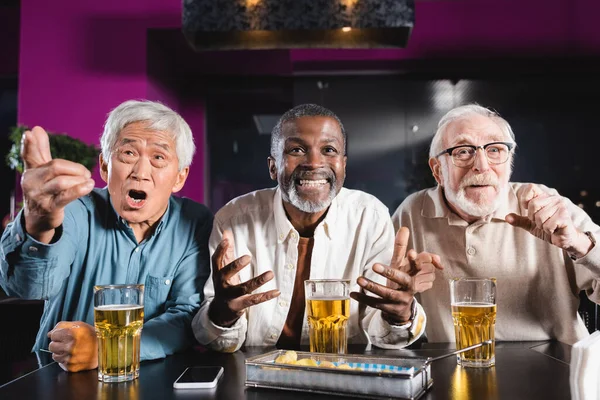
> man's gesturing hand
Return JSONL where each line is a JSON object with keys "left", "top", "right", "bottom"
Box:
{"left": 505, "top": 184, "right": 595, "bottom": 259}
{"left": 350, "top": 227, "right": 443, "bottom": 325}
{"left": 21, "top": 126, "right": 95, "bottom": 243}
{"left": 208, "top": 230, "right": 280, "bottom": 327}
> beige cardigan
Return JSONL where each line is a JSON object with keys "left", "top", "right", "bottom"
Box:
{"left": 392, "top": 183, "right": 600, "bottom": 345}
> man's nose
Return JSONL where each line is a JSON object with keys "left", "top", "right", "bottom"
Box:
{"left": 303, "top": 150, "right": 325, "bottom": 168}
{"left": 131, "top": 157, "right": 152, "bottom": 180}
{"left": 472, "top": 148, "right": 490, "bottom": 172}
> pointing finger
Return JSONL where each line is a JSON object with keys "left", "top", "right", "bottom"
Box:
{"left": 222, "top": 230, "right": 235, "bottom": 265}
{"left": 505, "top": 213, "right": 536, "bottom": 232}
{"left": 391, "top": 227, "right": 410, "bottom": 268}
{"left": 21, "top": 126, "right": 53, "bottom": 171}
{"left": 432, "top": 254, "right": 444, "bottom": 270}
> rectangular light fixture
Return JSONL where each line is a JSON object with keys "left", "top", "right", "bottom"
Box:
{"left": 183, "top": 0, "right": 415, "bottom": 50}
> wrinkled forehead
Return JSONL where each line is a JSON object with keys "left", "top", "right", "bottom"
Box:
{"left": 443, "top": 115, "right": 509, "bottom": 147}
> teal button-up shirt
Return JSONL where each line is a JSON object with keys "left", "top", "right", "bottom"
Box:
{"left": 0, "top": 188, "right": 212, "bottom": 361}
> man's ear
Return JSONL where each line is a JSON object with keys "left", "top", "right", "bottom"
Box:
{"left": 429, "top": 157, "right": 444, "bottom": 186}
{"left": 99, "top": 153, "right": 109, "bottom": 183}
{"left": 267, "top": 156, "right": 278, "bottom": 181}
{"left": 171, "top": 167, "right": 189, "bottom": 193}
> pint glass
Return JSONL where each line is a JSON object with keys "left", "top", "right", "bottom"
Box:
{"left": 94, "top": 284, "right": 144, "bottom": 382}
{"left": 304, "top": 279, "right": 350, "bottom": 354}
{"left": 450, "top": 277, "right": 497, "bottom": 368}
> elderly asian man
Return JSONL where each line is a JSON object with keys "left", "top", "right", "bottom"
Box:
{"left": 0, "top": 100, "right": 212, "bottom": 371}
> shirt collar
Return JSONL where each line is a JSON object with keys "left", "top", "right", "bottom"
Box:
{"left": 422, "top": 184, "right": 520, "bottom": 226}
{"left": 273, "top": 186, "right": 336, "bottom": 242}
{"left": 111, "top": 195, "right": 169, "bottom": 238}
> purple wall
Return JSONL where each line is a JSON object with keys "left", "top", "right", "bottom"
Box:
{"left": 290, "top": 0, "right": 600, "bottom": 63}
{"left": 17, "top": 0, "right": 205, "bottom": 202}
{"left": 17, "top": 0, "right": 600, "bottom": 204}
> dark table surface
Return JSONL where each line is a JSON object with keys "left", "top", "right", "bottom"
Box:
{"left": 0, "top": 341, "right": 572, "bottom": 400}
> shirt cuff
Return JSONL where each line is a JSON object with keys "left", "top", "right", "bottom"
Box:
{"left": 6, "top": 211, "right": 64, "bottom": 260}
{"left": 192, "top": 303, "right": 247, "bottom": 352}
{"left": 368, "top": 300, "right": 427, "bottom": 349}
{"left": 573, "top": 233, "right": 600, "bottom": 275}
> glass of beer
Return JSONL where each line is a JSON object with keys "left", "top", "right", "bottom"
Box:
{"left": 450, "top": 277, "right": 497, "bottom": 368}
{"left": 94, "top": 284, "right": 144, "bottom": 382}
{"left": 304, "top": 279, "right": 350, "bottom": 354}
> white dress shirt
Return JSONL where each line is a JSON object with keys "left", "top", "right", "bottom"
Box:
{"left": 192, "top": 187, "right": 425, "bottom": 352}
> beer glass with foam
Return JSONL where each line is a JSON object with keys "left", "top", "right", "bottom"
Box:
{"left": 304, "top": 279, "right": 350, "bottom": 354}
{"left": 94, "top": 284, "right": 144, "bottom": 382}
{"left": 450, "top": 277, "right": 497, "bottom": 368}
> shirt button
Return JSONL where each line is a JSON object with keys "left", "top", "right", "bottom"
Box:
{"left": 279, "top": 300, "right": 288, "bottom": 308}
{"left": 135, "top": 248, "right": 140, "bottom": 253}
{"left": 278, "top": 233, "right": 284, "bottom": 240}
{"left": 467, "top": 247, "right": 476, "bottom": 256}
{"left": 28, "top": 246, "right": 38, "bottom": 252}
{"left": 290, "top": 232, "right": 297, "bottom": 240}
{"left": 286, "top": 263, "right": 295, "bottom": 270}
{"left": 164, "top": 279, "right": 171, "bottom": 285}
{"left": 270, "top": 333, "right": 278, "bottom": 339}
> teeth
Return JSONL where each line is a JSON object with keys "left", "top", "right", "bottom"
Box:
{"left": 299, "top": 179, "right": 327, "bottom": 187}
{"left": 131, "top": 198, "right": 143, "bottom": 203}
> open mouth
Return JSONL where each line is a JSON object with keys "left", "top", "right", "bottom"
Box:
{"left": 126, "top": 190, "right": 147, "bottom": 208}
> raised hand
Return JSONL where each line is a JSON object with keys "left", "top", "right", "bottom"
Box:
{"left": 47, "top": 321, "right": 98, "bottom": 372}
{"left": 505, "top": 184, "right": 594, "bottom": 259}
{"left": 21, "top": 126, "right": 95, "bottom": 243}
{"left": 350, "top": 227, "right": 443, "bottom": 325}
{"left": 207, "top": 230, "right": 280, "bottom": 327}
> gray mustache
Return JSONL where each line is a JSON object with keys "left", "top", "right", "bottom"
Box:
{"left": 292, "top": 169, "right": 335, "bottom": 182}
{"left": 460, "top": 174, "right": 498, "bottom": 188}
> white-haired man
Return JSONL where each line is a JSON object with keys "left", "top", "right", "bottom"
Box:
{"left": 0, "top": 100, "right": 212, "bottom": 371}
{"left": 392, "top": 103, "right": 600, "bottom": 345}
{"left": 193, "top": 104, "right": 442, "bottom": 352}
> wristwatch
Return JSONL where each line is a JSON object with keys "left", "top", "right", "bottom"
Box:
{"left": 569, "top": 231, "right": 596, "bottom": 261}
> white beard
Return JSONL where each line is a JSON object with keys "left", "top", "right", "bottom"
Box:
{"left": 443, "top": 171, "right": 508, "bottom": 218}
{"left": 281, "top": 183, "right": 337, "bottom": 213}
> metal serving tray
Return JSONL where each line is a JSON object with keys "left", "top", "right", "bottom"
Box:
{"left": 245, "top": 349, "right": 432, "bottom": 400}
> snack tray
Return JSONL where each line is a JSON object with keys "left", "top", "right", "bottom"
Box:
{"left": 245, "top": 349, "right": 432, "bottom": 400}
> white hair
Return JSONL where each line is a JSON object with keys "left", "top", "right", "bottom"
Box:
{"left": 100, "top": 99, "right": 195, "bottom": 171}
{"left": 429, "top": 104, "right": 516, "bottom": 159}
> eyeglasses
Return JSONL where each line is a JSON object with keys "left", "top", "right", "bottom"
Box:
{"left": 436, "top": 141, "right": 515, "bottom": 168}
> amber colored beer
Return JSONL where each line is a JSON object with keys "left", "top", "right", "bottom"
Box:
{"left": 451, "top": 303, "right": 496, "bottom": 367}
{"left": 95, "top": 305, "right": 144, "bottom": 382}
{"left": 306, "top": 297, "right": 350, "bottom": 354}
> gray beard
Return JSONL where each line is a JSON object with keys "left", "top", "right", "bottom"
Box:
{"left": 443, "top": 175, "right": 508, "bottom": 218}
{"left": 280, "top": 172, "right": 338, "bottom": 213}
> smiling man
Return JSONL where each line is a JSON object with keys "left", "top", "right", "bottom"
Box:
{"left": 392, "top": 103, "right": 600, "bottom": 345}
{"left": 0, "top": 100, "right": 212, "bottom": 371}
{"left": 192, "top": 104, "right": 442, "bottom": 352}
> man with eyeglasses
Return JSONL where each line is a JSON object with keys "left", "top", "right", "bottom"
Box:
{"left": 392, "top": 103, "right": 599, "bottom": 345}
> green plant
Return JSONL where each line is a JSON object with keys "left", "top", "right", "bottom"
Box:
{"left": 5, "top": 125, "right": 100, "bottom": 173}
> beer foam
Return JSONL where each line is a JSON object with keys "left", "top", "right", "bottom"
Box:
{"left": 309, "top": 296, "right": 349, "bottom": 301}
{"left": 95, "top": 304, "right": 143, "bottom": 311}
{"left": 451, "top": 302, "right": 495, "bottom": 307}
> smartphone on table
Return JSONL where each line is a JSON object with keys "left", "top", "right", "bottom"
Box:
{"left": 173, "top": 366, "right": 224, "bottom": 389}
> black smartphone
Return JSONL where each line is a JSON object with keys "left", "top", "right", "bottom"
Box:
{"left": 173, "top": 366, "right": 224, "bottom": 389}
